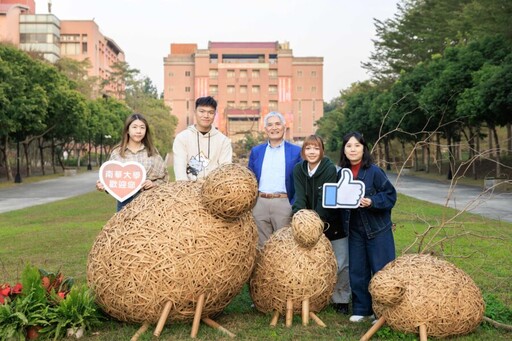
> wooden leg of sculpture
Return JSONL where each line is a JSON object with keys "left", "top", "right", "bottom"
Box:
{"left": 130, "top": 322, "right": 149, "bottom": 341}
{"left": 202, "top": 317, "right": 236, "bottom": 338}
{"left": 190, "top": 294, "right": 206, "bottom": 338}
{"left": 285, "top": 298, "right": 293, "bottom": 327}
{"left": 270, "top": 311, "right": 280, "bottom": 327}
{"left": 359, "top": 316, "right": 385, "bottom": 341}
{"left": 419, "top": 324, "right": 427, "bottom": 341}
{"left": 153, "top": 301, "right": 172, "bottom": 337}
{"left": 302, "top": 298, "right": 310, "bottom": 326}
{"left": 309, "top": 312, "right": 327, "bottom": 328}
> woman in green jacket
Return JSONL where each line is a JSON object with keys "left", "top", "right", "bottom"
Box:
{"left": 292, "top": 135, "right": 351, "bottom": 315}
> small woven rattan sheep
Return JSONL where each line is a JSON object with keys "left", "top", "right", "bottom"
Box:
{"left": 250, "top": 209, "right": 337, "bottom": 327}
{"left": 361, "top": 253, "right": 485, "bottom": 341}
{"left": 87, "top": 164, "right": 259, "bottom": 339}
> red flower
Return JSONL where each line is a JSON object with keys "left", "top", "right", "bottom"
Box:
{"left": 11, "top": 283, "right": 22, "bottom": 294}
{"left": 0, "top": 284, "right": 10, "bottom": 297}
{"left": 57, "top": 292, "right": 66, "bottom": 299}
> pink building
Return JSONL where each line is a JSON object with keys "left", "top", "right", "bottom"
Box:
{"left": 163, "top": 41, "right": 323, "bottom": 142}
{"left": 0, "top": 1, "right": 125, "bottom": 98}
{"left": 60, "top": 20, "right": 125, "bottom": 97}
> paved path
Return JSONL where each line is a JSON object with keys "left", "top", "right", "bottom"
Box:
{"left": 0, "top": 171, "right": 98, "bottom": 214}
{"left": 0, "top": 171, "right": 511, "bottom": 223}
{"left": 387, "top": 173, "right": 512, "bottom": 223}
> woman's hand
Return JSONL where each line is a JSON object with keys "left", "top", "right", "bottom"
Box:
{"left": 359, "top": 197, "right": 372, "bottom": 208}
{"left": 96, "top": 180, "right": 105, "bottom": 191}
{"left": 142, "top": 179, "right": 154, "bottom": 190}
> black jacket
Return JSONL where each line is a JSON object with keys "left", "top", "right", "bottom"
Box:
{"left": 292, "top": 158, "right": 345, "bottom": 240}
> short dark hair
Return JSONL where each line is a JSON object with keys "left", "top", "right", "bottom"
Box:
{"left": 195, "top": 96, "right": 217, "bottom": 110}
{"left": 338, "top": 131, "right": 373, "bottom": 169}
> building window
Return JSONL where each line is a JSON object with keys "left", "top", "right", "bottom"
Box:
{"left": 311, "top": 86, "right": 317, "bottom": 93}
{"left": 269, "top": 85, "right": 278, "bottom": 93}
{"left": 297, "top": 86, "right": 303, "bottom": 92}
{"left": 252, "top": 70, "right": 260, "bottom": 78}
{"left": 240, "top": 101, "right": 248, "bottom": 108}
{"left": 82, "top": 34, "right": 88, "bottom": 42}
{"left": 169, "top": 72, "right": 174, "bottom": 77}
{"left": 312, "top": 101, "right": 316, "bottom": 111}
{"left": 252, "top": 101, "right": 260, "bottom": 108}
{"left": 227, "top": 69, "right": 235, "bottom": 78}
{"left": 269, "top": 101, "right": 278, "bottom": 110}
{"left": 240, "top": 86, "right": 248, "bottom": 94}
{"left": 297, "top": 70, "right": 303, "bottom": 77}
{"left": 252, "top": 85, "right": 260, "bottom": 94}
{"left": 209, "top": 69, "right": 218, "bottom": 78}
{"left": 311, "top": 71, "right": 317, "bottom": 77}
{"left": 240, "top": 70, "right": 247, "bottom": 78}
{"left": 269, "top": 69, "right": 278, "bottom": 78}
{"left": 185, "top": 71, "right": 191, "bottom": 76}
{"left": 227, "top": 85, "right": 235, "bottom": 94}
{"left": 82, "top": 42, "right": 88, "bottom": 54}
{"left": 298, "top": 100, "right": 302, "bottom": 111}
{"left": 185, "top": 86, "right": 191, "bottom": 92}
{"left": 227, "top": 101, "right": 235, "bottom": 108}
{"left": 209, "top": 85, "right": 218, "bottom": 95}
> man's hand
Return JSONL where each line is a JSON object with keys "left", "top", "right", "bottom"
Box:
{"left": 322, "top": 169, "right": 365, "bottom": 209}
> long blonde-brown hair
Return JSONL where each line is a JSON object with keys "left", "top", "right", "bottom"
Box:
{"left": 117, "top": 113, "right": 158, "bottom": 158}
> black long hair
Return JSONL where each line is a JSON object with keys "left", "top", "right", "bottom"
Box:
{"left": 338, "top": 132, "right": 373, "bottom": 169}
{"left": 118, "top": 113, "right": 157, "bottom": 157}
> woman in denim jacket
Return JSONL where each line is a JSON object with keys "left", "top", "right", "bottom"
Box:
{"left": 338, "top": 132, "right": 397, "bottom": 322}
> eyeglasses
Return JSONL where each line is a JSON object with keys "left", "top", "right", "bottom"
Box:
{"left": 197, "top": 109, "right": 216, "bottom": 117}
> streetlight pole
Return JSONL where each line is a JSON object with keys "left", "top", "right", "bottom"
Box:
{"left": 14, "top": 141, "right": 22, "bottom": 183}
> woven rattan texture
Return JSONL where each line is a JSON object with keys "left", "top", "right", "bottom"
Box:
{"left": 369, "top": 254, "right": 485, "bottom": 338}
{"left": 250, "top": 215, "right": 337, "bottom": 314}
{"left": 291, "top": 209, "right": 325, "bottom": 249}
{"left": 201, "top": 164, "right": 259, "bottom": 220}
{"left": 87, "top": 171, "right": 258, "bottom": 324}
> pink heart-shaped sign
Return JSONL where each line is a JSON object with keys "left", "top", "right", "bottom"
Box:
{"left": 99, "top": 161, "right": 147, "bottom": 202}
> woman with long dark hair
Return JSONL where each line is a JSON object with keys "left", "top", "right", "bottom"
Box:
{"left": 338, "top": 132, "right": 396, "bottom": 322}
{"left": 96, "top": 113, "right": 168, "bottom": 211}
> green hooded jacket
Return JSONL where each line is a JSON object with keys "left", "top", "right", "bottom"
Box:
{"left": 292, "top": 157, "right": 345, "bottom": 240}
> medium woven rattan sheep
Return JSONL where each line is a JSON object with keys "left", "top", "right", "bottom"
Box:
{"left": 361, "top": 253, "right": 485, "bottom": 341}
{"left": 87, "top": 164, "right": 259, "bottom": 338}
{"left": 250, "top": 209, "right": 337, "bottom": 327}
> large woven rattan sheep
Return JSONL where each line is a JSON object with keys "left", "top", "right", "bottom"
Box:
{"left": 250, "top": 209, "right": 337, "bottom": 327}
{"left": 361, "top": 253, "right": 485, "bottom": 341}
{"left": 87, "top": 164, "right": 259, "bottom": 339}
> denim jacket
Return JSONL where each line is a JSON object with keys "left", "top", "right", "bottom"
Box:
{"left": 341, "top": 164, "right": 396, "bottom": 239}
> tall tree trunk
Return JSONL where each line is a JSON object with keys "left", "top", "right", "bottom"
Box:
{"left": 490, "top": 124, "right": 501, "bottom": 177}
{"left": 468, "top": 127, "right": 477, "bottom": 180}
{"left": 384, "top": 138, "right": 391, "bottom": 170}
{"left": 446, "top": 134, "right": 454, "bottom": 180}
{"left": 51, "top": 138, "right": 57, "bottom": 174}
{"left": 507, "top": 123, "right": 511, "bottom": 156}
{"left": 1, "top": 135, "right": 13, "bottom": 181}
{"left": 436, "top": 133, "right": 442, "bottom": 175}
{"left": 23, "top": 141, "right": 31, "bottom": 177}
{"left": 488, "top": 127, "right": 494, "bottom": 157}
{"left": 39, "top": 137, "right": 46, "bottom": 175}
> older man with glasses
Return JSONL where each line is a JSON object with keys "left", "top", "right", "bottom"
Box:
{"left": 248, "top": 111, "right": 302, "bottom": 248}
{"left": 173, "top": 96, "right": 232, "bottom": 181}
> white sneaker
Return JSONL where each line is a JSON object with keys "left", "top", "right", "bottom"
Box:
{"left": 349, "top": 314, "right": 375, "bottom": 322}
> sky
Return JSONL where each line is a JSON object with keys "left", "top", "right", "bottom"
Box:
{"left": 35, "top": 0, "right": 400, "bottom": 101}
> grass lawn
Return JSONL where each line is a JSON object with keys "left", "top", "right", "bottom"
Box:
{"left": 0, "top": 190, "right": 511, "bottom": 340}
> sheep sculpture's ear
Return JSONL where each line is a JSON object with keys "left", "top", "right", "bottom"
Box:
{"left": 292, "top": 209, "right": 324, "bottom": 249}
{"left": 201, "top": 164, "right": 259, "bottom": 221}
